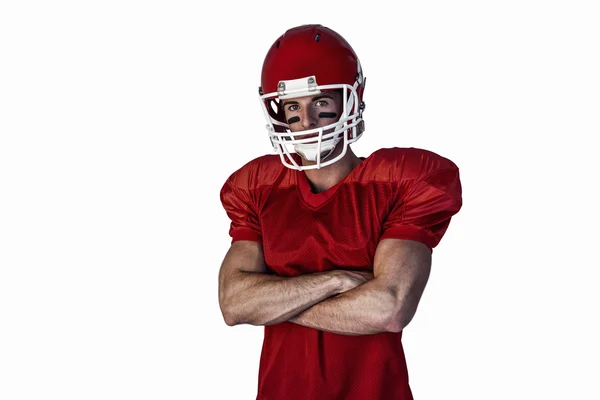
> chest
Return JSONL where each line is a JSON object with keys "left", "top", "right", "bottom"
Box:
{"left": 259, "top": 184, "right": 394, "bottom": 276}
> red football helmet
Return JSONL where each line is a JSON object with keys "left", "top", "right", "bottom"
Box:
{"left": 258, "top": 24, "right": 366, "bottom": 170}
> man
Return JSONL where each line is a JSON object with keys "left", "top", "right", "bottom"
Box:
{"left": 218, "top": 24, "right": 463, "bottom": 400}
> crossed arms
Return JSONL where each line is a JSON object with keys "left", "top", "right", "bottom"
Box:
{"left": 217, "top": 239, "right": 432, "bottom": 336}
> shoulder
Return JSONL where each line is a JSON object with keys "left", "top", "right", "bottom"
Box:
{"left": 364, "top": 147, "right": 459, "bottom": 182}
{"left": 222, "top": 154, "right": 286, "bottom": 193}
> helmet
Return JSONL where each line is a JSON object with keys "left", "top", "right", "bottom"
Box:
{"left": 258, "top": 24, "right": 366, "bottom": 170}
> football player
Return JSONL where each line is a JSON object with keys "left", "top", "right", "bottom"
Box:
{"left": 218, "top": 24, "right": 463, "bottom": 400}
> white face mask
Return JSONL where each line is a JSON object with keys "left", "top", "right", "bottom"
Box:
{"left": 259, "top": 78, "right": 364, "bottom": 171}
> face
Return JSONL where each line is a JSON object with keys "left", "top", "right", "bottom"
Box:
{"left": 282, "top": 90, "right": 344, "bottom": 134}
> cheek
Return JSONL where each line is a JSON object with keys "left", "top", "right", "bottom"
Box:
{"left": 283, "top": 109, "right": 299, "bottom": 126}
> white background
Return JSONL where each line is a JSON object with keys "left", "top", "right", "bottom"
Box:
{"left": 1, "top": 0, "right": 599, "bottom": 399}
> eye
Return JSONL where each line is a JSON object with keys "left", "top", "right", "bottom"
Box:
{"left": 315, "top": 100, "right": 329, "bottom": 107}
{"left": 287, "top": 104, "right": 300, "bottom": 112}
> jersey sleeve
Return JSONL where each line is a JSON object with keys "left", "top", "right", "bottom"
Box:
{"left": 220, "top": 176, "right": 263, "bottom": 244}
{"left": 381, "top": 166, "right": 462, "bottom": 250}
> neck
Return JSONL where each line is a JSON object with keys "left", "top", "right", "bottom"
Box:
{"left": 302, "top": 147, "right": 362, "bottom": 193}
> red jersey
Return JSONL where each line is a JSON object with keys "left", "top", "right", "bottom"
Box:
{"left": 220, "top": 147, "right": 463, "bottom": 400}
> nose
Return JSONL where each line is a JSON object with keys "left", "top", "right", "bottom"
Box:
{"left": 300, "top": 108, "right": 318, "bottom": 130}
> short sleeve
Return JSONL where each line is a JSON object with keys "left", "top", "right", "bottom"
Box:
{"left": 380, "top": 167, "right": 462, "bottom": 250}
{"left": 220, "top": 178, "right": 262, "bottom": 244}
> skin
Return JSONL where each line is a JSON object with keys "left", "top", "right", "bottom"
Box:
{"left": 218, "top": 91, "right": 433, "bottom": 335}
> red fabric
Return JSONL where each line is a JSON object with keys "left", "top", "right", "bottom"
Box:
{"left": 220, "top": 147, "right": 462, "bottom": 400}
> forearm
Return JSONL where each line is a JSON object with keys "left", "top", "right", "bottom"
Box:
{"left": 289, "top": 278, "right": 397, "bottom": 335}
{"left": 222, "top": 271, "right": 341, "bottom": 326}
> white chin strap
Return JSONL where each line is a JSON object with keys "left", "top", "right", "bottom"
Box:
{"left": 294, "top": 135, "right": 342, "bottom": 162}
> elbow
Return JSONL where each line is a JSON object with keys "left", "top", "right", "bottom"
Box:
{"left": 384, "top": 306, "right": 414, "bottom": 333}
{"left": 222, "top": 309, "right": 266, "bottom": 327}
{"left": 224, "top": 315, "right": 238, "bottom": 327}
{"left": 222, "top": 307, "right": 271, "bottom": 327}
{"left": 219, "top": 297, "right": 241, "bottom": 326}
{"left": 385, "top": 317, "right": 410, "bottom": 333}
{"left": 221, "top": 307, "right": 238, "bottom": 326}
{"left": 381, "top": 285, "right": 422, "bottom": 333}
{"left": 220, "top": 298, "right": 258, "bottom": 326}
{"left": 222, "top": 308, "right": 243, "bottom": 327}
{"left": 219, "top": 292, "right": 268, "bottom": 327}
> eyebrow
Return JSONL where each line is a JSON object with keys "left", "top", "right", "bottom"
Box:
{"left": 282, "top": 94, "right": 335, "bottom": 107}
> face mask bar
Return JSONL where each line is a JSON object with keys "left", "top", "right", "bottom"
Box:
{"left": 277, "top": 118, "right": 363, "bottom": 170}
{"left": 259, "top": 83, "right": 363, "bottom": 170}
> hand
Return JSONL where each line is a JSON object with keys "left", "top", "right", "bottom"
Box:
{"left": 332, "top": 270, "right": 374, "bottom": 294}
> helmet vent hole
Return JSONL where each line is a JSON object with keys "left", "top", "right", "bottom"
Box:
{"left": 276, "top": 41, "right": 280, "bottom": 48}
{"left": 315, "top": 34, "right": 320, "bottom": 42}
